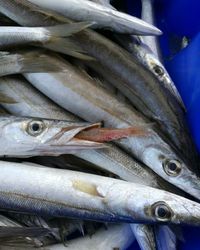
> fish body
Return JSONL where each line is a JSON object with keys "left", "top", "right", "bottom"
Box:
{"left": 28, "top": 0, "right": 161, "bottom": 35}
{"left": 0, "top": 161, "right": 200, "bottom": 225}
{"left": 0, "top": 76, "right": 161, "bottom": 187}
{"left": 23, "top": 54, "right": 200, "bottom": 200}
{"left": 131, "top": 224, "right": 156, "bottom": 250}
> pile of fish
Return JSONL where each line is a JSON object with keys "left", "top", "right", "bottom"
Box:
{"left": 0, "top": 0, "right": 199, "bottom": 249}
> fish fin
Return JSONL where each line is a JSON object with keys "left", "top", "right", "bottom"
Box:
{"left": 0, "top": 50, "right": 64, "bottom": 74}
{"left": 75, "top": 126, "right": 149, "bottom": 142}
{"left": 0, "top": 226, "right": 51, "bottom": 238}
{"left": 46, "top": 22, "right": 94, "bottom": 38}
{"left": 18, "top": 50, "right": 66, "bottom": 73}
{"left": 44, "top": 38, "right": 94, "bottom": 60}
{"left": 0, "top": 93, "right": 17, "bottom": 104}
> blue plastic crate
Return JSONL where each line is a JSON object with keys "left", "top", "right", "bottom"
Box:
{"left": 126, "top": 0, "right": 200, "bottom": 249}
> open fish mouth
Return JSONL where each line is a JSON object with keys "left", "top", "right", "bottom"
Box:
{"left": 46, "top": 122, "right": 148, "bottom": 149}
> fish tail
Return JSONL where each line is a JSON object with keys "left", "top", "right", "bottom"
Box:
{"left": 0, "top": 93, "right": 17, "bottom": 104}
{"left": 44, "top": 38, "right": 94, "bottom": 60}
{"left": 75, "top": 127, "right": 149, "bottom": 143}
{"left": 45, "top": 22, "right": 93, "bottom": 39}
{"left": 17, "top": 50, "right": 66, "bottom": 73}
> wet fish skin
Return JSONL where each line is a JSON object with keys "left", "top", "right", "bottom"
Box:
{"left": 0, "top": 23, "right": 90, "bottom": 49}
{"left": 0, "top": 0, "right": 92, "bottom": 60}
{"left": 154, "top": 225, "right": 177, "bottom": 250}
{"left": 1, "top": 161, "right": 200, "bottom": 225}
{"left": 131, "top": 224, "right": 156, "bottom": 250}
{"left": 28, "top": 0, "right": 161, "bottom": 35}
{"left": 140, "top": 0, "right": 185, "bottom": 110}
{"left": 23, "top": 54, "right": 200, "bottom": 200}
{"left": 0, "top": 116, "right": 107, "bottom": 157}
{"left": 0, "top": 76, "right": 161, "bottom": 187}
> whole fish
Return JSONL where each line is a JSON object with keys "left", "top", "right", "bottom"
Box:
{"left": 28, "top": 0, "right": 161, "bottom": 35}
{"left": 23, "top": 54, "right": 200, "bottom": 200}
{"left": 0, "top": 115, "right": 144, "bottom": 157}
{"left": 0, "top": 23, "right": 91, "bottom": 49}
{"left": 0, "top": 161, "right": 200, "bottom": 225}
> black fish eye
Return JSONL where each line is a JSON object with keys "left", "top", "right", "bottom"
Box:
{"left": 153, "top": 65, "right": 164, "bottom": 76}
{"left": 163, "top": 159, "right": 182, "bottom": 176}
{"left": 27, "top": 120, "right": 45, "bottom": 136}
{"left": 152, "top": 202, "right": 172, "bottom": 222}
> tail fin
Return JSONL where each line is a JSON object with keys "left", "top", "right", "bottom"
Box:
{"left": 44, "top": 38, "right": 94, "bottom": 60}
{"left": 45, "top": 22, "right": 93, "bottom": 38}
{"left": 0, "top": 50, "right": 66, "bottom": 76}
{"left": 0, "top": 93, "right": 17, "bottom": 104}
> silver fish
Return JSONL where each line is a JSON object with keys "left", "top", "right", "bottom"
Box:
{"left": 0, "top": 0, "right": 93, "bottom": 60}
{"left": 89, "top": 0, "right": 113, "bottom": 9}
{"left": 28, "top": 0, "right": 161, "bottom": 35}
{"left": 0, "top": 23, "right": 91, "bottom": 49}
{"left": 140, "top": 0, "right": 185, "bottom": 109}
{"left": 0, "top": 76, "right": 161, "bottom": 186}
{"left": 131, "top": 224, "right": 156, "bottom": 250}
{"left": 0, "top": 161, "right": 200, "bottom": 225}
{"left": 23, "top": 55, "right": 200, "bottom": 200}
{"left": 0, "top": 116, "right": 109, "bottom": 157}
{"left": 154, "top": 225, "right": 177, "bottom": 250}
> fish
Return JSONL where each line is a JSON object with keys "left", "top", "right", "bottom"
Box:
{"left": 27, "top": 0, "right": 161, "bottom": 35}
{"left": 0, "top": 50, "right": 69, "bottom": 77}
{"left": 22, "top": 54, "right": 200, "bottom": 200}
{"left": 0, "top": 0, "right": 93, "bottom": 60}
{"left": 89, "top": 0, "right": 113, "bottom": 9}
{"left": 0, "top": 22, "right": 91, "bottom": 49}
{"left": 0, "top": 72, "right": 174, "bottom": 250}
{"left": 0, "top": 115, "right": 144, "bottom": 157}
{"left": 0, "top": 76, "right": 162, "bottom": 186}
{"left": 73, "top": 29, "right": 198, "bottom": 166}
{"left": 0, "top": 214, "right": 45, "bottom": 247}
{"left": 154, "top": 225, "right": 177, "bottom": 250}
{"left": 131, "top": 224, "right": 156, "bottom": 250}
{"left": 0, "top": 161, "right": 200, "bottom": 226}
{"left": 140, "top": 0, "right": 185, "bottom": 109}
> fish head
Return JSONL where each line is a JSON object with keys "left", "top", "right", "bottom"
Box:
{"left": 127, "top": 184, "right": 200, "bottom": 226}
{"left": 141, "top": 143, "right": 200, "bottom": 201}
{"left": 144, "top": 51, "right": 172, "bottom": 86}
{"left": 1, "top": 116, "right": 103, "bottom": 156}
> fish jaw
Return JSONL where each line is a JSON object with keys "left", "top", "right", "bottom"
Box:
{"left": 141, "top": 145, "right": 200, "bottom": 200}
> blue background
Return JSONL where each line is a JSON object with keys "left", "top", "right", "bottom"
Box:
{"left": 126, "top": 0, "right": 200, "bottom": 249}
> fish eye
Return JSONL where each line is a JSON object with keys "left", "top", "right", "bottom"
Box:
{"left": 26, "top": 120, "right": 45, "bottom": 136}
{"left": 153, "top": 65, "right": 164, "bottom": 76}
{"left": 152, "top": 202, "right": 172, "bottom": 222}
{"left": 163, "top": 159, "right": 182, "bottom": 176}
